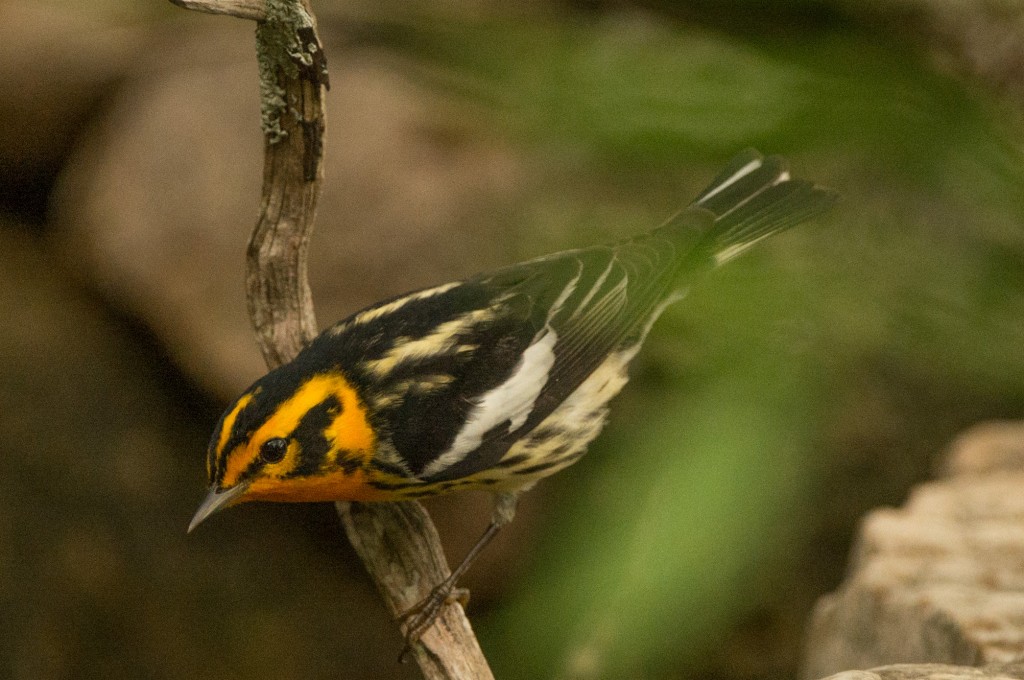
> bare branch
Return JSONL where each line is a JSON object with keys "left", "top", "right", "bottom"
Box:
{"left": 339, "top": 502, "right": 495, "bottom": 679}
{"left": 172, "top": 0, "right": 495, "bottom": 675}
{"left": 168, "top": 0, "right": 266, "bottom": 21}
{"left": 244, "top": 0, "right": 325, "bottom": 360}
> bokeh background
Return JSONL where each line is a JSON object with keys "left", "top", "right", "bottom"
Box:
{"left": 3, "top": 0, "right": 1024, "bottom": 678}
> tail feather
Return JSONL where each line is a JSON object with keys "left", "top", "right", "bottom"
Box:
{"left": 693, "top": 148, "right": 787, "bottom": 208}
{"left": 690, "top": 148, "right": 837, "bottom": 264}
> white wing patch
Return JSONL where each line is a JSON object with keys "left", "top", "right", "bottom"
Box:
{"left": 422, "top": 328, "right": 558, "bottom": 478}
{"left": 422, "top": 267, "right": 582, "bottom": 478}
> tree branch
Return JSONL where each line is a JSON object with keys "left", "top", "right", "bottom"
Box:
{"left": 171, "top": 0, "right": 494, "bottom": 676}
{"left": 168, "top": 0, "right": 265, "bottom": 21}
{"left": 340, "top": 502, "right": 494, "bottom": 678}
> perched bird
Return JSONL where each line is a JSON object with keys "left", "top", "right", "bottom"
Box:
{"left": 190, "top": 149, "right": 835, "bottom": 643}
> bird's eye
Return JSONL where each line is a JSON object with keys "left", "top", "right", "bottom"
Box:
{"left": 259, "top": 438, "right": 289, "bottom": 464}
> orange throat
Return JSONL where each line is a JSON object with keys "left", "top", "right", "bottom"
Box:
{"left": 243, "top": 468, "right": 400, "bottom": 503}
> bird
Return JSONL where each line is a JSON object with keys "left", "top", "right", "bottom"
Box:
{"left": 189, "top": 148, "right": 835, "bottom": 645}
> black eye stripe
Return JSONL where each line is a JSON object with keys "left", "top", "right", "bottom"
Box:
{"left": 259, "top": 438, "right": 289, "bottom": 463}
{"left": 285, "top": 395, "right": 342, "bottom": 478}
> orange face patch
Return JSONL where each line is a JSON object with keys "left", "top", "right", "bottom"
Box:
{"left": 218, "top": 372, "right": 378, "bottom": 497}
{"left": 220, "top": 442, "right": 256, "bottom": 490}
{"left": 209, "top": 391, "right": 255, "bottom": 479}
{"left": 245, "top": 468, "right": 392, "bottom": 502}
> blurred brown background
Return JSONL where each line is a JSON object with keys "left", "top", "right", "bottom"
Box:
{"left": 3, "top": 1, "right": 1024, "bottom": 678}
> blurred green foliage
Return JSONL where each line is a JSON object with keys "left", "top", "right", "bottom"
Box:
{"left": 358, "top": 7, "right": 1024, "bottom": 678}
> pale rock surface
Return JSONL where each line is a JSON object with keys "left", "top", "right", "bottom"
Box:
{"left": 803, "top": 422, "right": 1024, "bottom": 679}
{"left": 819, "top": 662, "right": 1024, "bottom": 679}
{"left": 942, "top": 421, "right": 1024, "bottom": 478}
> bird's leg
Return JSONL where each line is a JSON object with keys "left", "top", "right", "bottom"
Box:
{"left": 400, "top": 492, "right": 519, "bottom": 652}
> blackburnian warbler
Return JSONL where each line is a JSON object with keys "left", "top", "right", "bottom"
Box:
{"left": 190, "top": 149, "right": 835, "bottom": 643}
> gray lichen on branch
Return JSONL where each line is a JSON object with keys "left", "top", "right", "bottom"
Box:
{"left": 255, "top": 0, "right": 329, "bottom": 144}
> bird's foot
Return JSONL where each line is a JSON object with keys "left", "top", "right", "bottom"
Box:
{"left": 397, "top": 585, "right": 471, "bottom": 662}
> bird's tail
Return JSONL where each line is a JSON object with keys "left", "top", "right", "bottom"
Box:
{"left": 686, "top": 149, "right": 837, "bottom": 265}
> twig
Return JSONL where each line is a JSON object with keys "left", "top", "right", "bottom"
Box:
{"left": 168, "top": 0, "right": 266, "bottom": 21}
{"left": 340, "top": 502, "right": 494, "bottom": 678}
{"left": 170, "top": 1, "right": 494, "bottom": 676}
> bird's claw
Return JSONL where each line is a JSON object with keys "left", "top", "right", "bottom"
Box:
{"left": 397, "top": 585, "right": 471, "bottom": 662}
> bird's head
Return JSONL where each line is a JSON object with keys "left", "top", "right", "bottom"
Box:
{"left": 188, "top": 366, "right": 378, "bottom": 532}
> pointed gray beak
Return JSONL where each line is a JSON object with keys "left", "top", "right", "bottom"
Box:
{"left": 188, "top": 483, "right": 250, "bottom": 533}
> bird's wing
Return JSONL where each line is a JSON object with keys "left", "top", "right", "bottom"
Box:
{"left": 329, "top": 219, "right": 705, "bottom": 482}
{"left": 324, "top": 149, "right": 835, "bottom": 482}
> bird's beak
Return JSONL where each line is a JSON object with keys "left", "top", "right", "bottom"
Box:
{"left": 188, "top": 482, "right": 250, "bottom": 533}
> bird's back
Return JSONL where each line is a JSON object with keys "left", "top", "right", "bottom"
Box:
{"left": 348, "top": 150, "right": 835, "bottom": 488}
{"left": 203, "top": 149, "right": 835, "bottom": 503}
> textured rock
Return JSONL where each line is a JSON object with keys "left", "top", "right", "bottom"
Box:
{"left": 942, "top": 421, "right": 1024, "bottom": 478}
{"left": 819, "top": 662, "right": 1024, "bottom": 679}
{"left": 51, "top": 17, "right": 526, "bottom": 400}
{"left": 802, "top": 422, "right": 1024, "bottom": 679}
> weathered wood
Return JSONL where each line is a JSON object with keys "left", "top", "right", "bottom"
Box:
{"left": 803, "top": 421, "right": 1024, "bottom": 679}
{"left": 244, "top": 0, "right": 324, "bottom": 360}
{"left": 168, "top": 0, "right": 265, "bottom": 21}
{"left": 339, "top": 502, "right": 495, "bottom": 679}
